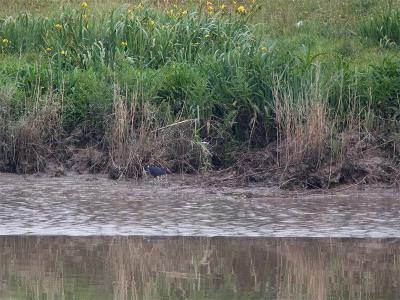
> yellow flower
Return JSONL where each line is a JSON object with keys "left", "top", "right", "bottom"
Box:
{"left": 60, "top": 50, "right": 66, "bottom": 55}
{"left": 54, "top": 23, "right": 63, "bottom": 30}
{"left": 261, "top": 47, "right": 268, "bottom": 52}
{"left": 83, "top": 13, "right": 88, "bottom": 20}
{"left": 237, "top": 5, "right": 247, "bottom": 14}
{"left": 45, "top": 47, "right": 52, "bottom": 53}
{"left": 180, "top": 10, "right": 188, "bottom": 17}
{"left": 2, "top": 38, "right": 9, "bottom": 45}
{"left": 206, "top": 1, "right": 214, "bottom": 15}
{"left": 81, "top": 1, "right": 88, "bottom": 8}
{"left": 128, "top": 11, "right": 135, "bottom": 20}
{"left": 121, "top": 41, "right": 128, "bottom": 47}
{"left": 149, "top": 19, "right": 155, "bottom": 27}
{"left": 220, "top": 4, "right": 226, "bottom": 11}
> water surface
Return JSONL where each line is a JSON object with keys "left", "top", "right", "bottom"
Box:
{"left": 1, "top": 174, "right": 400, "bottom": 299}
{"left": 0, "top": 236, "right": 399, "bottom": 300}
{"left": 0, "top": 174, "right": 399, "bottom": 237}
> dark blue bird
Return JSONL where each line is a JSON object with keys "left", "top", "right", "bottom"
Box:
{"left": 145, "top": 165, "right": 167, "bottom": 178}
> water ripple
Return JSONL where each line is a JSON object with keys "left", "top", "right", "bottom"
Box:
{"left": 0, "top": 173, "right": 399, "bottom": 237}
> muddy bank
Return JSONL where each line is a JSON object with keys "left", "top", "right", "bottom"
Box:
{"left": 0, "top": 141, "right": 398, "bottom": 191}
{"left": 213, "top": 142, "right": 400, "bottom": 189}
{"left": 0, "top": 119, "right": 398, "bottom": 190}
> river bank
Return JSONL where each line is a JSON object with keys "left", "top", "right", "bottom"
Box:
{"left": 1, "top": 131, "right": 398, "bottom": 190}
{"left": 0, "top": 0, "right": 399, "bottom": 189}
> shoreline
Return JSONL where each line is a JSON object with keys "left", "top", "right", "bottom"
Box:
{"left": 1, "top": 170, "right": 398, "bottom": 194}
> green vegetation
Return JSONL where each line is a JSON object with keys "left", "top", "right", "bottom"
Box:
{"left": 0, "top": 0, "right": 399, "bottom": 182}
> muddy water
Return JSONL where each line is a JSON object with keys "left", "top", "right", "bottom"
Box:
{"left": 0, "top": 174, "right": 399, "bottom": 237}
{"left": 1, "top": 174, "right": 400, "bottom": 299}
{"left": 0, "top": 236, "right": 399, "bottom": 300}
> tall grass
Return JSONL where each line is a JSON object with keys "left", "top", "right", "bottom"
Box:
{"left": 360, "top": 7, "right": 400, "bottom": 47}
{"left": 273, "top": 68, "right": 330, "bottom": 168}
{"left": 106, "top": 83, "right": 212, "bottom": 178}
{"left": 0, "top": 85, "right": 63, "bottom": 172}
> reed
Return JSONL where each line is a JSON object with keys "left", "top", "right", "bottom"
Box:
{"left": 273, "top": 68, "right": 330, "bottom": 168}
{"left": 0, "top": 85, "right": 63, "bottom": 172}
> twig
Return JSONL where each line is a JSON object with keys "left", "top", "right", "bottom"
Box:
{"left": 151, "top": 119, "right": 196, "bottom": 133}
{"left": 361, "top": 139, "right": 394, "bottom": 153}
{"left": 333, "top": 174, "right": 369, "bottom": 192}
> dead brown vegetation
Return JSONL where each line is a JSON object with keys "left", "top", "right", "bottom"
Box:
{"left": 106, "top": 86, "right": 211, "bottom": 179}
{"left": 0, "top": 80, "right": 397, "bottom": 190}
{"left": 0, "top": 86, "right": 64, "bottom": 173}
{"left": 0, "top": 85, "right": 212, "bottom": 179}
{"left": 210, "top": 75, "right": 400, "bottom": 189}
{"left": 274, "top": 72, "right": 329, "bottom": 168}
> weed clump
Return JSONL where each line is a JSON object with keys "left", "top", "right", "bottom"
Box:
{"left": 360, "top": 8, "right": 400, "bottom": 47}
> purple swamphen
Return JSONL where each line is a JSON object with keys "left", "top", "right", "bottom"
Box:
{"left": 145, "top": 166, "right": 167, "bottom": 178}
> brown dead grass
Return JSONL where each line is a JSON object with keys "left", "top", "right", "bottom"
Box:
{"left": 209, "top": 72, "right": 400, "bottom": 189}
{"left": 0, "top": 84, "right": 211, "bottom": 177}
{"left": 273, "top": 71, "right": 330, "bottom": 168}
{"left": 106, "top": 86, "right": 211, "bottom": 179}
{"left": 0, "top": 87, "right": 64, "bottom": 173}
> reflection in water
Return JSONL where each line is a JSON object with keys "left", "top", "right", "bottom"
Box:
{"left": 0, "top": 237, "right": 399, "bottom": 300}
